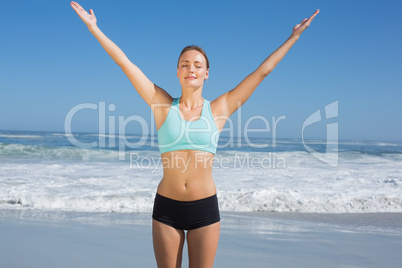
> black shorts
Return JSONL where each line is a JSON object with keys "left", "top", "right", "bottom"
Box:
{"left": 152, "top": 193, "right": 220, "bottom": 230}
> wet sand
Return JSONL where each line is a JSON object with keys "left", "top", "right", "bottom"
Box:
{"left": 1, "top": 210, "right": 401, "bottom": 267}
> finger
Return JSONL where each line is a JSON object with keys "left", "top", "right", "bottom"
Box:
{"left": 72, "top": 2, "right": 85, "bottom": 12}
{"left": 308, "top": 9, "right": 320, "bottom": 22}
{"left": 71, "top": 2, "right": 82, "bottom": 12}
{"left": 70, "top": 1, "right": 77, "bottom": 10}
{"left": 300, "top": 18, "right": 308, "bottom": 25}
{"left": 71, "top": 4, "right": 80, "bottom": 13}
{"left": 89, "top": 9, "right": 94, "bottom": 15}
{"left": 71, "top": 1, "right": 79, "bottom": 9}
{"left": 71, "top": 3, "right": 88, "bottom": 18}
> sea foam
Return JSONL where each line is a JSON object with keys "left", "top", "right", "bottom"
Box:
{"left": 1, "top": 131, "right": 401, "bottom": 213}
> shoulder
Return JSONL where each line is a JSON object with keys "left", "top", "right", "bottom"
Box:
{"left": 210, "top": 93, "right": 230, "bottom": 118}
{"left": 150, "top": 91, "right": 175, "bottom": 113}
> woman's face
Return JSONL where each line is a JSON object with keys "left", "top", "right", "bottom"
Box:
{"left": 177, "top": 50, "right": 209, "bottom": 88}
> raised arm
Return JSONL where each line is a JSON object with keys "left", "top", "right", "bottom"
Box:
{"left": 70, "top": 1, "right": 172, "bottom": 109}
{"left": 212, "top": 9, "right": 320, "bottom": 119}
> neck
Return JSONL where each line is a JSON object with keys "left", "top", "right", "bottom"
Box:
{"left": 180, "top": 88, "right": 204, "bottom": 109}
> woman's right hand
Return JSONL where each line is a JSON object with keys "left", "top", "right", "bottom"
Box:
{"left": 70, "top": 1, "right": 97, "bottom": 28}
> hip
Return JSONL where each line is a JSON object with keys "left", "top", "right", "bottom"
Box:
{"left": 152, "top": 192, "right": 220, "bottom": 230}
{"left": 157, "top": 174, "right": 217, "bottom": 201}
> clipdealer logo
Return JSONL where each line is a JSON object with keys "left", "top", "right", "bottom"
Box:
{"left": 302, "top": 101, "right": 339, "bottom": 167}
{"left": 63, "top": 100, "right": 339, "bottom": 167}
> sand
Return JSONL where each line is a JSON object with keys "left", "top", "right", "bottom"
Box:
{"left": 1, "top": 210, "right": 401, "bottom": 267}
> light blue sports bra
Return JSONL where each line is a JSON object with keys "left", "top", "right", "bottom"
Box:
{"left": 157, "top": 97, "right": 220, "bottom": 155}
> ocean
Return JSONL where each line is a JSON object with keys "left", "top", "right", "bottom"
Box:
{"left": 0, "top": 130, "right": 401, "bottom": 214}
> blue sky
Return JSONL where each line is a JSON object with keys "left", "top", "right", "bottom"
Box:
{"left": 0, "top": 0, "right": 401, "bottom": 141}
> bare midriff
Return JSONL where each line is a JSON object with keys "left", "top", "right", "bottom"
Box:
{"left": 157, "top": 150, "right": 216, "bottom": 201}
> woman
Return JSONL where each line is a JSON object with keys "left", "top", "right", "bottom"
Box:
{"left": 70, "top": 2, "right": 319, "bottom": 267}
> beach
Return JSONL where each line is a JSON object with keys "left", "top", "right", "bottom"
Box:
{"left": 1, "top": 0, "right": 401, "bottom": 266}
{"left": 1, "top": 130, "right": 402, "bottom": 267}
{"left": 1, "top": 210, "right": 402, "bottom": 268}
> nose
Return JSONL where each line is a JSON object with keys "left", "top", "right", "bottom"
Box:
{"left": 188, "top": 64, "right": 195, "bottom": 73}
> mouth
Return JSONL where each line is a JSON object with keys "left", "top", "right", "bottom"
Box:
{"left": 185, "top": 76, "right": 197, "bottom": 80}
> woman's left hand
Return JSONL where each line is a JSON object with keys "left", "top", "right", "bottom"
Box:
{"left": 291, "top": 9, "right": 320, "bottom": 38}
{"left": 70, "top": 1, "right": 97, "bottom": 28}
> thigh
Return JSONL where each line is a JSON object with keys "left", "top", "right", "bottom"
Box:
{"left": 152, "top": 219, "right": 185, "bottom": 268}
{"left": 187, "top": 222, "right": 220, "bottom": 268}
